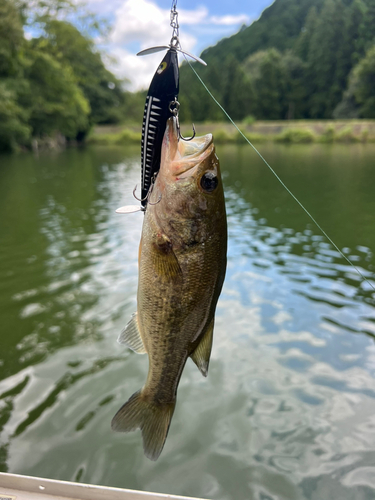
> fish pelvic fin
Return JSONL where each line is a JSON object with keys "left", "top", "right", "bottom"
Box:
{"left": 190, "top": 318, "right": 214, "bottom": 377}
{"left": 111, "top": 390, "right": 176, "bottom": 461}
{"left": 118, "top": 312, "right": 146, "bottom": 354}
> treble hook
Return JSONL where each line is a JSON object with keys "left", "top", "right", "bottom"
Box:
{"left": 148, "top": 193, "right": 162, "bottom": 206}
{"left": 132, "top": 185, "right": 148, "bottom": 202}
{"left": 133, "top": 175, "right": 162, "bottom": 207}
{"left": 169, "top": 100, "right": 196, "bottom": 142}
{"left": 179, "top": 122, "right": 196, "bottom": 142}
{"left": 147, "top": 176, "right": 162, "bottom": 205}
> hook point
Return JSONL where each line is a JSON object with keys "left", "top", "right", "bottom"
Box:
{"left": 179, "top": 123, "right": 196, "bottom": 142}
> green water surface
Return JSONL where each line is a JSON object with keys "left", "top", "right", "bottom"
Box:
{"left": 0, "top": 143, "right": 375, "bottom": 500}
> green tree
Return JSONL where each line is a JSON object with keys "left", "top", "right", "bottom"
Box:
{"left": 350, "top": 45, "right": 375, "bottom": 117}
{"left": 0, "top": 0, "right": 125, "bottom": 150}
{"left": 21, "top": 50, "right": 90, "bottom": 138}
{"left": 0, "top": 0, "right": 24, "bottom": 77}
{"left": 179, "top": 60, "right": 223, "bottom": 122}
{"left": 0, "top": 0, "right": 30, "bottom": 150}
{"left": 356, "top": 0, "right": 375, "bottom": 56}
{"left": 244, "top": 49, "right": 288, "bottom": 119}
{"left": 281, "top": 51, "right": 308, "bottom": 119}
{"left": 0, "top": 82, "right": 30, "bottom": 150}
{"left": 35, "top": 20, "right": 124, "bottom": 125}
{"left": 220, "top": 55, "right": 254, "bottom": 120}
{"left": 303, "top": 0, "right": 357, "bottom": 117}
{"left": 294, "top": 6, "right": 318, "bottom": 61}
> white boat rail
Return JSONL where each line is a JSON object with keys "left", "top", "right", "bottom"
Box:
{"left": 0, "top": 472, "right": 208, "bottom": 500}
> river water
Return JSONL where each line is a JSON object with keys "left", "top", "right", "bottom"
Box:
{"left": 0, "top": 142, "right": 375, "bottom": 500}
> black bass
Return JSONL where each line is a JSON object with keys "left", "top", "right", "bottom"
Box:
{"left": 112, "top": 117, "right": 227, "bottom": 460}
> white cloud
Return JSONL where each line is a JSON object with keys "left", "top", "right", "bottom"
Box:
{"left": 210, "top": 14, "right": 250, "bottom": 25}
{"left": 111, "top": 0, "right": 170, "bottom": 46}
{"left": 178, "top": 6, "right": 209, "bottom": 24}
{"left": 80, "top": 0, "right": 251, "bottom": 90}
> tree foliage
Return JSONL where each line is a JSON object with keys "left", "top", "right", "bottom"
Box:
{"left": 180, "top": 0, "right": 375, "bottom": 121}
{"left": 0, "top": 82, "right": 30, "bottom": 151}
{"left": 200, "top": 0, "right": 326, "bottom": 64}
{"left": 0, "top": 0, "right": 125, "bottom": 151}
{"left": 0, "top": 0, "right": 24, "bottom": 78}
{"left": 337, "top": 45, "right": 375, "bottom": 118}
{"left": 34, "top": 20, "right": 124, "bottom": 124}
{"left": 23, "top": 50, "right": 90, "bottom": 137}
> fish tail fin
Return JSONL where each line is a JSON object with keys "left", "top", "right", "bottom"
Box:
{"left": 111, "top": 390, "right": 176, "bottom": 461}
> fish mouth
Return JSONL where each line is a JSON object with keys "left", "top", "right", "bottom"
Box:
{"left": 166, "top": 117, "right": 213, "bottom": 177}
{"left": 177, "top": 133, "right": 213, "bottom": 161}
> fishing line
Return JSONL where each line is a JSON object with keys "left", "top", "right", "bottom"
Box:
{"left": 183, "top": 55, "right": 375, "bottom": 293}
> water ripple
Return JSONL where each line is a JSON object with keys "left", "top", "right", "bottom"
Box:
{"left": 0, "top": 144, "right": 375, "bottom": 499}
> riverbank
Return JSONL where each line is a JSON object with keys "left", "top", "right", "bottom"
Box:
{"left": 89, "top": 119, "right": 375, "bottom": 145}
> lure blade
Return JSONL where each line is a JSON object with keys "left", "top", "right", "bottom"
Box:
{"left": 137, "top": 46, "right": 170, "bottom": 56}
{"left": 177, "top": 49, "right": 207, "bottom": 66}
{"left": 137, "top": 47, "right": 207, "bottom": 66}
{"left": 116, "top": 205, "right": 142, "bottom": 214}
{"left": 140, "top": 48, "right": 179, "bottom": 207}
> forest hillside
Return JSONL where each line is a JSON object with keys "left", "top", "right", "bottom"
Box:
{"left": 179, "top": 0, "right": 375, "bottom": 122}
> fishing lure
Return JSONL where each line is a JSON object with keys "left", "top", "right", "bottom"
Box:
{"left": 116, "top": 1, "right": 206, "bottom": 214}
{"left": 136, "top": 2, "right": 206, "bottom": 208}
{"left": 138, "top": 46, "right": 179, "bottom": 207}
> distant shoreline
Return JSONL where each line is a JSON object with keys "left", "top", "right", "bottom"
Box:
{"left": 89, "top": 120, "right": 375, "bottom": 145}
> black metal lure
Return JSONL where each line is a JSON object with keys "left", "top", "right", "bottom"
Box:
{"left": 140, "top": 48, "right": 179, "bottom": 207}
{"left": 115, "top": 3, "right": 206, "bottom": 215}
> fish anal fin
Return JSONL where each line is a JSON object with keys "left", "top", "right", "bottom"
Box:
{"left": 151, "top": 233, "right": 182, "bottom": 278}
{"left": 118, "top": 312, "right": 146, "bottom": 354}
{"left": 111, "top": 390, "right": 176, "bottom": 461}
{"left": 190, "top": 319, "right": 214, "bottom": 377}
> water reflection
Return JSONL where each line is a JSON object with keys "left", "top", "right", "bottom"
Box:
{"left": 0, "top": 143, "right": 375, "bottom": 499}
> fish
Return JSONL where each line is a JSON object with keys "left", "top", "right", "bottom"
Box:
{"left": 140, "top": 48, "right": 179, "bottom": 207}
{"left": 112, "top": 116, "right": 227, "bottom": 461}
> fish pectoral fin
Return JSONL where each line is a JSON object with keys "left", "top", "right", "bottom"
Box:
{"left": 151, "top": 233, "right": 182, "bottom": 278}
{"left": 190, "top": 318, "right": 214, "bottom": 377}
{"left": 118, "top": 312, "right": 147, "bottom": 354}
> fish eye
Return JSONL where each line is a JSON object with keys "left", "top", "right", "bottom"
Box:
{"left": 200, "top": 172, "right": 218, "bottom": 193}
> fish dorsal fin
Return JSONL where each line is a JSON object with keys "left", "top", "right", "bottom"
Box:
{"left": 151, "top": 233, "right": 182, "bottom": 278}
{"left": 190, "top": 319, "right": 214, "bottom": 377}
{"left": 118, "top": 312, "right": 147, "bottom": 354}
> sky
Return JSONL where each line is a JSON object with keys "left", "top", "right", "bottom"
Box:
{"left": 78, "top": 0, "right": 274, "bottom": 90}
